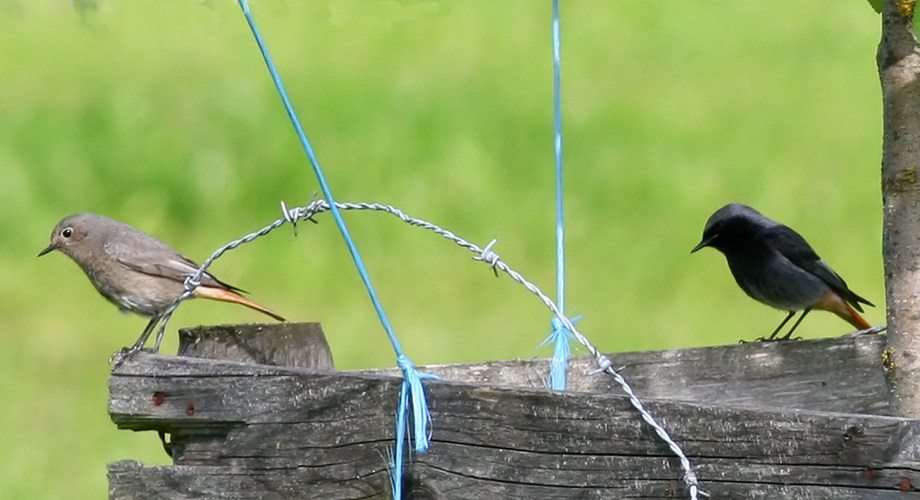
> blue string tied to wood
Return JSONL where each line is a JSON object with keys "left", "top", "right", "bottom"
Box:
{"left": 390, "top": 355, "right": 437, "bottom": 497}
{"left": 541, "top": 315, "right": 579, "bottom": 389}
{"left": 235, "top": 2, "right": 435, "bottom": 497}
{"left": 397, "top": 354, "right": 437, "bottom": 451}
{"left": 547, "top": 0, "right": 574, "bottom": 391}
{"left": 235, "top": 1, "right": 704, "bottom": 497}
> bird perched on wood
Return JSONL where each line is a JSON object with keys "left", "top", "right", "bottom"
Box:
{"left": 39, "top": 212, "right": 284, "bottom": 347}
{"left": 691, "top": 203, "right": 872, "bottom": 341}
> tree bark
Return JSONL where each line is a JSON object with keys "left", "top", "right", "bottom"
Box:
{"left": 880, "top": 0, "right": 920, "bottom": 417}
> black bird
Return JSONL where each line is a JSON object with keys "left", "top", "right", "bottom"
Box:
{"left": 691, "top": 203, "right": 873, "bottom": 340}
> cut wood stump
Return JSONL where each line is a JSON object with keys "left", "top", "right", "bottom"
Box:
{"left": 177, "top": 322, "right": 334, "bottom": 369}
{"left": 107, "top": 327, "right": 919, "bottom": 499}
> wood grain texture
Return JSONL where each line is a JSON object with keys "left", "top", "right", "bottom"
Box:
{"left": 108, "top": 333, "right": 917, "bottom": 499}
{"left": 365, "top": 334, "right": 890, "bottom": 415}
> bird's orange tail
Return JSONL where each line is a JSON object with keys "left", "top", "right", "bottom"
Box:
{"left": 192, "top": 286, "right": 286, "bottom": 322}
{"left": 837, "top": 302, "right": 872, "bottom": 331}
{"left": 814, "top": 291, "right": 871, "bottom": 331}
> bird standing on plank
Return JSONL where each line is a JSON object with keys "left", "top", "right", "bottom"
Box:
{"left": 691, "top": 203, "right": 872, "bottom": 341}
{"left": 39, "top": 212, "right": 284, "bottom": 349}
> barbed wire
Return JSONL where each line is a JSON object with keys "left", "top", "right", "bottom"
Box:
{"left": 107, "top": 213, "right": 292, "bottom": 364}
{"left": 111, "top": 198, "right": 705, "bottom": 499}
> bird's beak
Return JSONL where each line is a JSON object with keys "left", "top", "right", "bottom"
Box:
{"left": 37, "top": 242, "right": 58, "bottom": 257}
{"left": 690, "top": 235, "right": 716, "bottom": 254}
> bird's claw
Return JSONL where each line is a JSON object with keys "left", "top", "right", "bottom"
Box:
{"left": 109, "top": 345, "right": 157, "bottom": 369}
{"left": 739, "top": 335, "right": 802, "bottom": 343}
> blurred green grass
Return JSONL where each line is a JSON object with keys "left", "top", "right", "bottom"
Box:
{"left": 0, "top": 1, "right": 883, "bottom": 498}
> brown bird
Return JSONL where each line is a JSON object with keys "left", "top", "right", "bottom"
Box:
{"left": 39, "top": 213, "right": 285, "bottom": 343}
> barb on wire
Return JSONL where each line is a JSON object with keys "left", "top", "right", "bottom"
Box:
{"left": 108, "top": 213, "right": 291, "bottom": 367}
{"left": 474, "top": 239, "right": 501, "bottom": 276}
{"left": 281, "top": 197, "right": 319, "bottom": 236}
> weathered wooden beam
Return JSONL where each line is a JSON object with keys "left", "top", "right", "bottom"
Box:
{"left": 108, "top": 347, "right": 918, "bottom": 499}
{"left": 365, "top": 334, "right": 890, "bottom": 415}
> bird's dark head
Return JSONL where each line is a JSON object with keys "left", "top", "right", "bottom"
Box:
{"left": 691, "top": 203, "right": 771, "bottom": 255}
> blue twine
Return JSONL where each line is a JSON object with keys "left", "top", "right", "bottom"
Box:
{"left": 390, "top": 355, "right": 438, "bottom": 494}
{"left": 391, "top": 384, "right": 408, "bottom": 495}
{"left": 388, "top": 362, "right": 437, "bottom": 497}
{"left": 235, "top": 1, "right": 435, "bottom": 495}
{"left": 548, "top": 0, "right": 573, "bottom": 391}
{"left": 541, "top": 316, "right": 579, "bottom": 387}
{"left": 546, "top": 321, "right": 571, "bottom": 389}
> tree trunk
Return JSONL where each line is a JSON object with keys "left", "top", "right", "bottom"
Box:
{"left": 879, "top": 0, "right": 920, "bottom": 417}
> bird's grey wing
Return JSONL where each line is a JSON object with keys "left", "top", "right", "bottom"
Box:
{"left": 761, "top": 225, "right": 865, "bottom": 307}
{"left": 104, "top": 231, "right": 243, "bottom": 292}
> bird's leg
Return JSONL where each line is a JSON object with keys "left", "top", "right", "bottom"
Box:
{"left": 751, "top": 311, "right": 796, "bottom": 342}
{"left": 109, "top": 315, "right": 161, "bottom": 368}
{"left": 767, "top": 311, "right": 796, "bottom": 340}
{"left": 133, "top": 315, "right": 161, "bottom": 351}
{"left": 776, "top": 308, "right": 812, "bottom": 341}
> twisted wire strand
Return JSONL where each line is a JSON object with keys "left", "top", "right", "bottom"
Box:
{"left": 117, "top": 198, "right": 705, "bottom": 499}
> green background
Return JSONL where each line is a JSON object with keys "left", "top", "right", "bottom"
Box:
{"left": 1, "top": 1, "right": 883, "bottom": 497}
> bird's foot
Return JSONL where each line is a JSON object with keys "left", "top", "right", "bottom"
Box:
{"left": 109, "top": 345, "right": 158, "bottom": 369}
{"left": 739, "top": 335, "right": 802, "bottom": 343}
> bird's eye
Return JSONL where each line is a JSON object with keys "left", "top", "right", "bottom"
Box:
{"left": 61, "top": 227, "right": 73, "bottom": 239}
